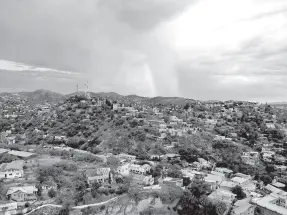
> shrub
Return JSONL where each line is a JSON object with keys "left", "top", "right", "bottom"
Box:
{"left": 231, "top": 185, "right": 246, "bottom": 200}
{"left": 109, "top": 188, "right": 115, "bottom": 194}
{"left": 48, "top": 188, "right": 57, "bottom": 198}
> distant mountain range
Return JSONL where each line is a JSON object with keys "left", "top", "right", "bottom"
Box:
{"left": 1, "top": 89, "right": 285, "bottom": 107}
{"left": 268, "top": 102, "right": 287, "bottom": 107}
{"left": 0, "top": 89, "right": 199, "bottom": 106}
{"left": 0, "top": 89, "right": 65, "bottom": 105}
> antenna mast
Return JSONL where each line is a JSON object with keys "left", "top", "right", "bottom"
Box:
{"left": 85, "top": 81, "right": 90, "bottom": 99}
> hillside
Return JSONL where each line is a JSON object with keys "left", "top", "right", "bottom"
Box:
{"left": 0, "top": 89, "right": 65, "bottom": 106}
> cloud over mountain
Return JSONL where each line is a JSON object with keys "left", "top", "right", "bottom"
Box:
{"left": 0, "top": 0, "right": 287, "bottom": 101}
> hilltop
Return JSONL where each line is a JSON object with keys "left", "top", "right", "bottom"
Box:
{"left": 0, "top": 89, "right": 65, "bottom": 106}
{"left": 0, "top": 89, "right": 199, "bottom": 107}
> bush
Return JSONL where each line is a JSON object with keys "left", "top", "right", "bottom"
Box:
{"left": 91, "top": 182, "right": 101, "bottom": 198}
{"left": 99, "top": 188, "right": 109, "bottom": 196}
{"left": 231, "top": 185, "right": 246, "bottom": 200}
{"left": 116, "top": 185, "right": 128, "bottom": 195}
{"left": 49, "top": 150, "right": 62, "bottom": 156}
{"left": 73, "top": 154, "right": 99, "bottom": 163}
{"left": 48, "top": 188, "right": 57, "bottom": 198}
{"left": 24, "top": 202, "right": 30, "bottom": 208}
{"left": 109, "top": 188, "right": 115, "bottom": 194}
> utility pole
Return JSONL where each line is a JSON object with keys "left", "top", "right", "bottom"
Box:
{"left": 76, "top": 84, "right": 79, "bottom": 95}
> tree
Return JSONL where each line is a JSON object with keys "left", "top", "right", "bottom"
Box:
{"left": 106, "top": 156, "right": 120, "bottom": 171}
{"left": 260, "top": 174, "right": 272, "bottom": 185}
{"left": 48, "top": 188, "right": 57, "bottom": 198}
{"left": 167, "top": 165, "right": 182, "bottom": 178}
{"left": 58, "top": 204, "right": 70, "bottom": 215}
{"left": 231, "top": 185, "right": 246, "bottom": 200}
{"left": 183, "top": 177, "right": 191, "bottom": 187}
{"left": 188, "top": 180, "right": 211, "bottom": 199}
{"left": 36, "top": 183, "right": 42, "bottom": 197}
{"left": 72, "top": 173, "right": 89, "bottom": 205}
{"left": 91, "top": 182, "right": 101, "bottom": 198}
{"left": 152, "top": 165, "right": 163, "bottom": 178}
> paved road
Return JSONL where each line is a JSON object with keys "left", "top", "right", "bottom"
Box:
{"left": 25, "top": 196, "right": 120, "bottom": 214}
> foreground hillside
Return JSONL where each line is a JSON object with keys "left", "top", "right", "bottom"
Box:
{"left": 1, "top": 91, "right": 287, "bottom": 215}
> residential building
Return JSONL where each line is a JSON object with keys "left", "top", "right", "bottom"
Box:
{"left": 6, "top": 186, "right": 38, "bottom": 202}
{"left": 161, "top": 154, "right": 180, "bottom": 161}
{"left": 162, "top": 177, "right": 183, "bottom": 187}
{"left": 130, "top": 173, "right": 154, "bottom": 186}
{"left": 265, "top": 184, "right": 284, "bottom": 195}
{"left": 205, "top": 172, "right": 225, "bottom": 191}
{"left": 266, "top": 123, "right": 276, "bottom": 129}
{"left": 231, "top": 175, "right": 255, "bottom": 192}
{"left": 118, "top": 153, "right": 136, "bottom": 161}
{"left": 255, "top": 193, "right": 287, "bottom": 215}
{"left": 0, "top": 201, "right": 17, "bottom": 215}
{"left": 129, "top": 164, "right": 151, "bottom": 175}
{"left": 41, "top": 180, "right": 57, "bottom": 192}
{"left": 87, "top": 168, "right": 112, "bottom": 185}
{"left": 6, "top": 136, "right": 16, "bottom": 145}
{"left": 0, "top": 160, "right": 24, "bottom": 179}
{"left": 198, "top": 158, "right": 212, "bottom": 169}
{"left": 220, "top": 180, "right": 236, "bottom": 191}
{"left": 7, "top": 151, "right": 35, "bottom": 159}
{"left": 241, "top": 151, "right": 260, "bottom": 166}
{"left": 232, "top": 198, "right": 255, "bottom": 215}
{"left": 214, "top": 167, "right": 233, "bottom": 178}
{"left": 208, "top": 189, "right": 237, "bottom": 204}
{"left": 231, "top": 177, "right": 251, "bottom": 187}
{"left": 116, "top": 163, "right": 130, "bottom": 177}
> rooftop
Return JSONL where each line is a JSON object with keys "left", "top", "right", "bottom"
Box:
{"left": 220, "top": 180, "right": 236, "bottom": 188}
{"left": 0, "top": 160, "right": 24, "bottom": 171}
{"left": 233, "top": 198, "right": 253, "bottom": 215}
{"left": 231, "top": 177, "right": 249, "bottom": 184}
{"left": 205, "top": 174, "right": 224, "bottom": 183}
{"left": 0, "top": 148, "right": 9, "bottom": 154}
{"left": 6, "top": 186, "right": 37, "bottom": 196}
{"left": 8, "top": 150, "right": 35, "bottom": 158}
{"left": 272, "top": 182, "right": 286, "bottom": 188}
{"left": 256, "top": 193, "right": 287, "bottom": 215}
{"left": 265, "top": 184, "right": 284, "bottom": 194}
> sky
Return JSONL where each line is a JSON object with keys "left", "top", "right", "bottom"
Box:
{"left": 0, "top": 0, "right": 287, "bottom": 102}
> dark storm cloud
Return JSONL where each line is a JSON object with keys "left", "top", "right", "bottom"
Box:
{"left": 100, "top": 0, "right": 194, "bottom": 31}
{"left": 0, "top": 0, "right": 194, "bottom": 94}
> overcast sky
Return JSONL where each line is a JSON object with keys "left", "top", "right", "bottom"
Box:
{"left": 0, "top": 0, "right": 287, "bottom": 102}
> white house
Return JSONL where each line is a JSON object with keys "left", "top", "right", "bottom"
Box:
{"left": 118, "top": 153, "right": 136, "bottom": 161}
{"left": 241, "top": 151, "right": 260, "bottom": 166}
{"left": 116, "top": 163, "right": 130, "bottom": 177}
{"left": 129, "top": 164, "right": 151, "bottom": 175}
{"left": 0, "top": 160, "right": 24, "bottom": 179}
{"left": 87, "top": 168, "right": 113, "bottom": 185}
